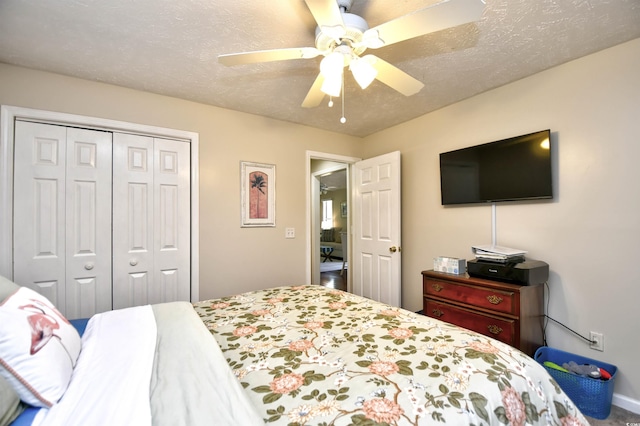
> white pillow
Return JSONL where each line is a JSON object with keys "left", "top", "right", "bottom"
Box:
{"left": 0, "top": 287, "right": 81, "bottom": 407}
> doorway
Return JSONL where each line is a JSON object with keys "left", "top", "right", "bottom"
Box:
{"left": 317, "top": 167, "right": 347, "bottom": 291}
{"left": 306, "top": 150, "right": 402, "bottom": 307}
{"left": 306, "top": 151, "right": 360, "bottom": 291}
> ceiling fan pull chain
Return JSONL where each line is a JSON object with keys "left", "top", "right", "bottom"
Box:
{"left": 340, "top": 75, "right": 346, "bottom": 124}
{"left": 328, "top": 96, "right": 334, "bottom": 107}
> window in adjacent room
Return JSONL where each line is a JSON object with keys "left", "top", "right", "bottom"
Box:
{"left": 321, "top": 199, "right": 333, "bottom": 230}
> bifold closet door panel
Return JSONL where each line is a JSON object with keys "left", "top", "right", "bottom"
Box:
{"left": 64, "top": 127, "right": 113, "bottom": 319}
{"left": 153, "top": 137, "right": 191, "bottom": 304}
{"left": 13, "top": 121, "right": 113, "bottom": 318}
{"left": 13, "top": 122, "right": 67, "bottom": 308}
{"left": 112, "top": 133, "right": 191, "bottom": 309}
{"left": 112, "top": 133, "right": 155, "bottom": 309}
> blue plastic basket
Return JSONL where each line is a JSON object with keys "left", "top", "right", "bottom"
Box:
{"left": 534, "top": 346, "right": 617, "bottom": 419}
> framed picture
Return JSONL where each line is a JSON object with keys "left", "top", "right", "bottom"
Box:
{"left": 340, "top": 201, "right": 347, "bottom": 217}
{"left": 240, "top": 161, "right": 275, "bottom": 227}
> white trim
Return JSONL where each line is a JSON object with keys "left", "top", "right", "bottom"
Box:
{"left": 0, "top": 105, "right": 200, "bottom": 303}
{"left": 0, "top": 106, "right": 15, "bottom": 278}
{"left": 612, "top": 393, "right": 640, "bottom": 415}
{"left": 305, "top": 151, "right": 360, "bottom": 287}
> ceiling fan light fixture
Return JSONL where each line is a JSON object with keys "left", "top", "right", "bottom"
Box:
{"left": 321, "top": 74, "right": 342, "bottom": 97}
{"left": 321, "top": 75, "right": 342, "bottom": 97}
{"left": 320, "top": 51, "right": 345, "bottom": 96}
{"left": 350, "top": 57, "right": 378, "bottom": 89}
{"left": 320, "top": 51, "right": 345, "bottom": 76}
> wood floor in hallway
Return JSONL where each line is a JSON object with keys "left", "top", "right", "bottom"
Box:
{"left": 320, "top": 269, "right": 347, "bottom": 292}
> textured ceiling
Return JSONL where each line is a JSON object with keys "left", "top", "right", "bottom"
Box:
{"left": 320, "top": 169, "right": 347, "bottom": 191}
{"left": 0, "top": 0, "right": 639, "bottom": 137}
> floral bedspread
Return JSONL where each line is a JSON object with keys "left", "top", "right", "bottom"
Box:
{"left": 193, "top": 285, "right": 588, "bottom": 426}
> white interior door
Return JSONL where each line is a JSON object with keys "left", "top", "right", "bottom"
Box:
{"left": 64, "top": 127, "right": 113, "bottom": 318}
{"left": 352, "top": 151, "right": 402, "bottom": 306}
{"left": 13, "top": 122, "right": 67, "bottom": 308}
{"left": 13, "top": 121, "right": 113, "bottom": 319}
{"left": 112, "top": 133, "right": 190, "bottom": 309}
{"left": 112, "top": 133, "right": 154, "bottom": 308}
{"left": 153, "top": 137, "right": 191, "bottom": 303}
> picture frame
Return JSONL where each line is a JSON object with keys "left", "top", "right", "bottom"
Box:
{"left": 240, "top": 161, "right": 276, "bottom": 227}
{"left": 340, "top": 201, "right": 347, "bottom": 218}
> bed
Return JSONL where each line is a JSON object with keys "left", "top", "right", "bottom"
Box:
{"left": 1, "top": 280, "right": 589, "bottom": 426}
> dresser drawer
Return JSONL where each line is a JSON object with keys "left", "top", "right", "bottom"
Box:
{"left": 424, "top": 278, "right": 516, "bottom": 315}
{"left": 424, "top": 299, "right": 516, "bottom": 346}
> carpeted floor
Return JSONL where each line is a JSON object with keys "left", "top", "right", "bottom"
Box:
{"left": 586, "top": 405, "right": 640, "bottom": 425}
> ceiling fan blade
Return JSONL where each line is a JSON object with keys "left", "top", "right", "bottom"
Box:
{"left": 219, "top": 47, "right": 321, "bottom": 66}
{"left": 302, "top": 73, "right": 326, "bottom": 108}
{"left": 362, "top": 0, "right": 485, "bottom": 49}
{"left": 366, "top": 55, "right": 424, "bottom": 96}
{"left": 304, "top": 0, "right": 345, "bottom": 36}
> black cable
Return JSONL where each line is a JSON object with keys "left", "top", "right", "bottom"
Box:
{"left": 543, "top": 282, "right": 596, "bottom": 345}
{"left": 544, "top": 315, "right": 596, "bottom": 344}
{"left": 543, "top": 282, "right": 549, "bottom": 346}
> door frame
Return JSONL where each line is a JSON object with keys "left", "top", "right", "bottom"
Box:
{"left": 311, "top": 165, "right": 346, "bottom": 285}
{"left": 0, "top": 105, "right": 200, "bottom": 302}
{"left": 305, "top": 151, "right": 360, "bottom": 286}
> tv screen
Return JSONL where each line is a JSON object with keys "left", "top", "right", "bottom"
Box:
{"left": 440, "top": 130, "right": 552, "bottom": 205}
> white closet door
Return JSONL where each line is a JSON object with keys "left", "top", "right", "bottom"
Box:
{"left": 14, "top": 122, "right": 67, "bottom": 308}
{"left": 64, "top": 127, "right": 113, "bottom": 319}
{"left": 153, "top": 137, "right": 191, "bottom": 303}
{"left": 112, "top": 133, "right": 190, "bottom": 309}
{"left": 112, "top": 133, "right": 154, "bottom": 309}
{"left": 13, "top": 121, "right": 112, "bottom": 318}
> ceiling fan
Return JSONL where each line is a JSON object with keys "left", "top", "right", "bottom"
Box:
{"left": 219, "top": 0, "right": 485, "bottom": 110}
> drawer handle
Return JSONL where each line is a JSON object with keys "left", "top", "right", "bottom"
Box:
{"left": 431, "top": 309, "right": 444, "bottom": 318}
{"left": 487, "top": 325, "right": 503, "bottom": 335}
{"left": 431, "top": 283, "right": 443, "bottom": 292}
{"left": 486, "top": 295, "right": 503, "bottom": 305}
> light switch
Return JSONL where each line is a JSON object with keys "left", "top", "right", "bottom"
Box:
{"left": 285, "top": 228, "right": 295, "bottom": 239}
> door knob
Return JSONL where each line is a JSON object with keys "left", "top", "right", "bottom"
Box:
{"left": 130, "top": 258, "right": 138, "bottom": 266}
{"left": 389, "top": 246, "right": 401, "bottom": 253}
{"left": 84, "top": 262, "right": 94, "bottom": 270}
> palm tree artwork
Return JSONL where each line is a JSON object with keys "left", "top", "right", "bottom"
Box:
{"left": 249, "top": 171, "right": 268, "bottom": 219}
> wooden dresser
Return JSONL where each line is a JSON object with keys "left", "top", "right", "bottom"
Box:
{"left": 422, "top": 270, "right": 544, "bottom": 356}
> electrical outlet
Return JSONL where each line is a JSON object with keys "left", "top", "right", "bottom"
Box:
{"left": 590, "top": 331, "right": 604, "bottom": 352}
{"left": 285, "top": 228, "right": 295, "bottom": 239}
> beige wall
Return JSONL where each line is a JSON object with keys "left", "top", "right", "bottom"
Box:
{"left": 0, "top": 63, "right": 362, "bottom": 300}
{"left": 1, "top": 36, "right": 639, "bottom": 406}
{"left": 363, "top": 38, "right": 640, "bottom": 406}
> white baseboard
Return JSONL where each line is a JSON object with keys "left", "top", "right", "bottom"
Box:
{"left": 613, "top": 393, "right": 640, "bottom": 415}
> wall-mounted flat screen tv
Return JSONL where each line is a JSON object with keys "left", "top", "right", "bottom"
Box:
{"left": 440, "top": 130, "right": 552, "bottom": 205}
